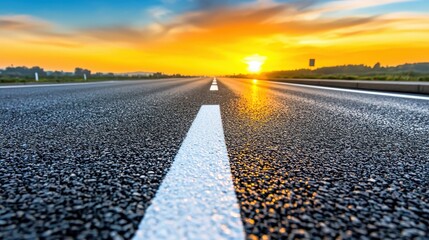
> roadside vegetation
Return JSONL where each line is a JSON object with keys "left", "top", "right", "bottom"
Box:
{"left": 0, "top": 75, "right": 192, "bottom": 84}
{"left": 230, "top": 62, "right": 429, "bottom": 81}
{"left": 0, "top": 66, "right": 193, "bottom": 84}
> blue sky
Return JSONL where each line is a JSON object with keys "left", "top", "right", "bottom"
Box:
{"left": 334, "top": 0, "right": 428, "bottom": 16}
{"left": 1, "top": 0, "right": 427, "bottom": 28}
{"left": 0, "top": 0, "right": 245, "bottom": 27}
{"left": 0, "top": 0, "right": 161, "bottom": 27}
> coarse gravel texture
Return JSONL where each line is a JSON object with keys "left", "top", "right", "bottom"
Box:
{"left": 219, "top": 78, "right": 429, "bottom": 239}
{"left": 133, "top": 105, "right": 244, "bottom": 240}
{"left": 0, "top": 79, "right": 211, "bottom": 240}
{"left": 2, "top": 77, "right": 429, "bottom": 240}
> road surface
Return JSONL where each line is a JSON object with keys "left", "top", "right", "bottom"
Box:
{"left": 0, "top": 78, "right": 428, "bottom": 239}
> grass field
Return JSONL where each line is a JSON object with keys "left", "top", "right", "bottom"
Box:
{"left": 233, "top": 73, "right": 429, "bottom": 82}
{"left": 0, "top": 75, "right": 191, "bottom": 84}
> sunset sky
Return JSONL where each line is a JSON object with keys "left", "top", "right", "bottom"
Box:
{"left": 0, "top": 0, "right": 428, "bottom": 75}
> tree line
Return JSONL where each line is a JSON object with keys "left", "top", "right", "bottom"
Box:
{"left": 231, "top": 62, "right": 429, "bottom": 81}
{"left": 0, "top": 66, "right": 192, "bottom": 83}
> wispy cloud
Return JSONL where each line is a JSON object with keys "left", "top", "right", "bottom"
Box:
{"left": 147, "top": 6, "right": 172, "bottom": 20}
{"left": 191, "top": 0, "right": 232, "bottom": 10}
{"left": 0, "top": 15, "right": 51, "bottom": 32}
{"left": 0, "top": 15, "right": 72, "bottom": 40}
{"left": 0, "top": 0, "right": 427, "bottom": 73}
{"left": 1, "top": 0, "right": 423, "bottom": 45}
{"left": 318, "top": 0, "right": 414, "bottom": 12}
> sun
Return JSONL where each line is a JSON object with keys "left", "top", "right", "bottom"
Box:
{"left": 248, "top": 61, "right": 263, "bottom": 73}
{"left": 244, "top": 54, "right": 267, "bottom": 73}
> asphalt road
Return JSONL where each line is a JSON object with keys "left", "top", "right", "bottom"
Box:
{"left": 1, "top": 78, "right": 428, "bottom": 239}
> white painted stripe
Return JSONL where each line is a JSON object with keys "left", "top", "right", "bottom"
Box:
{"left": 133, "top": 105, "right": 244, "bottom": 240}
{"left": 210, "top": 85, "right": 219, "bottom": 91}
{"left": 0, "top": 81, "right": 116, "bottom": 89}
{"left": 272, "top": 81, "right": 429, "bottom": 101}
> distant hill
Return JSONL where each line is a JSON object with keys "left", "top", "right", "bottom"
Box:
{"left": 247, "top": 62, "right": 429, "bottom": 81}
{"left": 393, "top": 63, "right": 429, "bottom": 72}
{"left": 266, "top": 62, "right": 429, "bottom": 76}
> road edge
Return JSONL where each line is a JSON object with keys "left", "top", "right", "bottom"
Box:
{"left": 259, "top": 78, "right": 429, "bottom": 95}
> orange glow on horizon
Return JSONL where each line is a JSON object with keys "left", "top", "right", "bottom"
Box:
{"left": 245, "top": 55, "right": 266, "bottom": 73}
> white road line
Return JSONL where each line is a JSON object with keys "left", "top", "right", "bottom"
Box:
{"left": 210, "top": 78, "right": 218, "bottom": 90}
{"left": 133, "top": 105, "right": 244, "bottom": 240}
{"left": 272, "top": 81, "right": 429, "bottom": 101}
{"left": 0, "top": 81, "right": 117, "bottom": 89}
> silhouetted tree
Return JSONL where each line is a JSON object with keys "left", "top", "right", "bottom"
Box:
{"left": 74, "top": 67, "right": 91, "bottom": 77}
{"left": 2, "top": 66, "right": 46, "bottom": 77}
{"left": 373, "top": 62, "right": 381, "bottom": 70}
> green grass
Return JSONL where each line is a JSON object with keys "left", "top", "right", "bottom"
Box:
{"left": 231, "top": 74, "right": 429, "bottom": 82}
{"left": 230, "top": 67, "right": 429, "bottom": 82}
{"left": 0, "top": 76, "right": 191, "bottom": 84}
